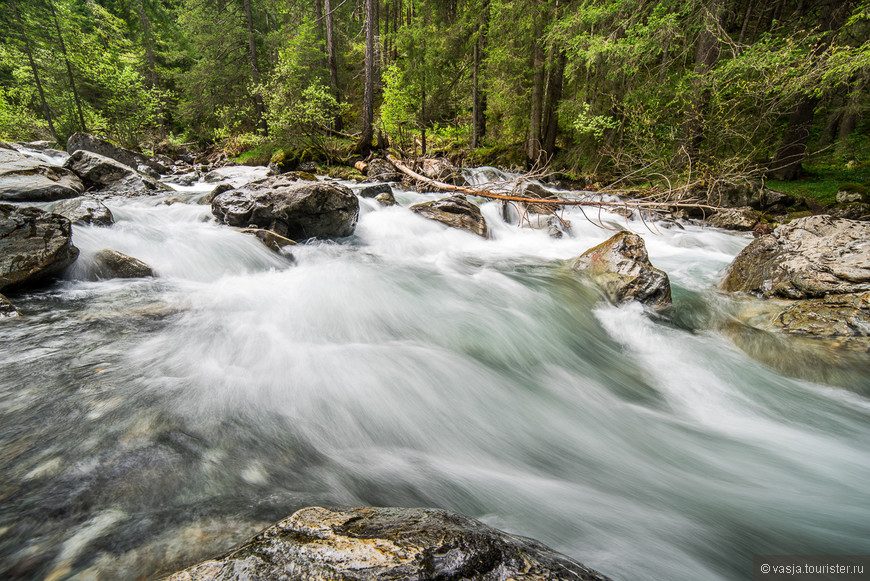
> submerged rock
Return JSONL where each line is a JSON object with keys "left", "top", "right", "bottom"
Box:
{"left": 572, "top": 231, "right": 672, "bottom": 311}
{"left": 64, "top": 150, "right": 171, "bottom": 196}
{"left": 92, "top": 249, "right": 155, "bottom": 279}
{"left": 0, "top": 148, "right": 84, "bottom": 202}
{"left": 0, "top": 204, "right": 79, "bottom": 291}
{"left": 67, "top": 132, "right": 166, "bottom": 174}
{"left": 52, "top": 196, "right": 114, "bottom": 226}
{"left": 720, "top": 215, "right": 870, "bottom": 299}
{"left": 164, "top": 506, "right": 612, "bottom": 581}
{"left": 0, "top": 293, "right": 20, "bottom": 318}
{"left": 235, "top": 227, "right": 297, "bottom": 253}
{"left": 212, "top": 176, "right": 359, "bottom": 240}
{"left": 410, "top": 195, "right": 488, "bottom": 237}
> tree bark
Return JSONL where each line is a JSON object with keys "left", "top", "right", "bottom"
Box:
{"left": 10, "top": 0, "right": 58, "bottom": 142}
{"left": 357, "top": 0, "right": 376, "bottom": 155}
{"left": 49, "top": 0, "right": 86, "bottom": 132}
{"left": 324, "top": 0, "right": 343, "bottom": 131}
{"left": 527, "top": 17, "right": 545, "bottom": 166}
{"left": 135, "top": 0, "right": 158, "bottom": 87}
{"left": 770, "top": 97, "right": 818, "bottom": 180}
{"left": 679, "top": 3, "right": 721, "bottom": 166}
{"left": 541, "top": 48, "right": 566, "bottom": 159}
{"left": 242, "top": 0, "right": 267, "bottom": 135}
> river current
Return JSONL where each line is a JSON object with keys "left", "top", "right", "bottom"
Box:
{"left": 1, "top": 164, "right": 869, "bottom": 580}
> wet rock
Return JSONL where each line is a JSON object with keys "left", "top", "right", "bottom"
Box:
{"left": 234, "top": 228, "right": 297, "bottom": 252}
{"left": 164, "top": 506, "right": 612, "bottom": 581}
{"left": 708, "top": 206, "right": 761, "bottom": 231}
{"left": 357, "top": 183, "right": 392, "bottom": 199}
{"left": 374, "top": 191, "right": 397, "bottom": 206}
{"left": 827, "top": 202, "right": 870, "bottom": 221}
{"left": 0, "top": 293, "right": 20, "bottom": 318}
{"left": 720, "top": 215, "right": 870, "bottom": 299}
{"left": 421, "top": 157, "right": 467, "bottom": 186}
{"left": 203, "top": 166, "right": 270, "bottom": 187}
{"left": 92, "top": 249, "right": 155, "bottom": 279}
{"left": 0, "top": 204, "right": 79, "bottom": 291}
{"left": 67, "top": 132, "right": 166, "bottom": 174}
{"left": 410, "top": 195, "right": 488, "bottom": 237}
{"left": 572, "top": 231, "right": 672, "bottom": 311}
{"left": 64, "top": 150, "right": 171, "bottom": 196}
{"left": 366, "top": 158, "right": 403, "bottom": 182}
{"left": 690, "top": 181, "right": 794, "bottom": 212}
{"left": 0, "top": 148, "right": 84, "bottom": 202}
{"left": 212, "top": 176, "right": 359, "bottom": 240}
{"left": 164, "top": 172, "right": 199, "bottom": 187}
{"left": 52, "top": 196, "right": 114, "bottom": 226}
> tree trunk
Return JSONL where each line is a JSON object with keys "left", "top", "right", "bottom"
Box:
{"left": 527, "top": 20, "right": 545, "bottom": 166}
{"left": 770, "top": 97, "right": 818, "bottom": 180}
{"left": 242, "top": 0, "right": 267, "bottom": 135}
{"left": 324, "top": 0, "right": 343, "bottom": 131}
{"left": 737, "top": 0, "right": 753, "bottom": 47}
{"left": 135, "top": 0, "right": 158, "bottom": 87}
{"left": 10, "top": 0, "right": 58, "bottom": 142}
{"left": 679, "top": 3, "right": 721, "bottom": 166}
{"left": 472, "top": 38, "right": 481, "bottom": 148}
{"left": 541, "top": 49, "right": 566, "bottom": 159}
{"left": 314, "top": 0, "right": 327, "bottom": 68}
{"left": 49, "top": 0, "right": 86, "bottom": 132}
{"left": 357, "top": 0, "right": 376, "bottom": 155}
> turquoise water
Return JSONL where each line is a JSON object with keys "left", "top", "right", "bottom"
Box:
{"left": 1, "top": 169, "right": 869, "bottom": 580}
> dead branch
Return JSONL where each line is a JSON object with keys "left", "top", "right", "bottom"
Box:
{"left": 386, "top": 154, "right": 719, "bottom": 216}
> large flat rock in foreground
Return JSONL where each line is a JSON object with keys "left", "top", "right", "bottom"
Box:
{"left": 0, "top": 204, "right": 79, "bottom": 291}
{"left": 0, "top": 148, "right": 84, "bottom": 202}
{"left": 165, "top": 506, "right": 612, "bottom": 581}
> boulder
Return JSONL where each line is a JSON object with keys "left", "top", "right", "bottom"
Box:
{"left": 92, "top": 249, "right": 154, "bottom": 279}
{"left": 66, "top": 132, "right": 166, "bottom": 174}
{"left": 827, "top": 202, "right": 870, "bottom": 221}
{"left": 164, "top": 506, "right": 612, "bottom": 581}
{"left": 0, "top": 204, "right": 79, "bottom": 291}
{"left": 720, "top": 215, "right": 870, "bottom": 299}
{"left": 366, "top": 158, "right": 403, "bottom": 182}
{"left": 64, "top": 150, "right": 171, "bottom": 196}
{"left": 0, "top": 148, "right": 84, "bottom": 201}
{"left": 835, "top": 185, "right": 869, "bottom": 204}
{"left": 691, "top": 181, "right": 794, "bottom": 212}
{"left": 421, "top": 157, "right": 467, "bottom": 186}
{"left": 374, "top": 191, "right": 397, "bottom": 206}
{"left": 410, "top": 195, "right": 488, "bottom": 237}
{"left": 0, "top": 293, "right": 20, "bottom": 318}
{"left": 52, "top": 196, "right": 114, "bottom": 227}
{"left": 572, "top": 231, "right": 672, "bottom": 311}
{"left": 762, "top": 292, "right": 870, "bottom": 339}
{"left": 164, "top": 172, "right": 199, "bottom": 187}
{"left": 357, "top": 183, "right": 393, "bottom": 199}
{"left": 708, "top": 206, "right": 761, "bottom": 231}
{"left": 212, "top": 176, "right": 359, "bottom": 240}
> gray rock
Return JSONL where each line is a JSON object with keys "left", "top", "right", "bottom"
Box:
{"left": 410, "top": 195, "right": 488, "bottom": 237}
{"left": 63, "top": 150, "right": 171, "bottom": 196}
{"left": 67, "top": 132, "right": 166, "bottom": 174}
{"left": 720, "top": 215, "right": 870, "bottom": 299}
{"left": 92, "top": 249, "right": 154, "bottom": 279}
{"left": 52, "top": 196, "right": 114, "bottom": 226}
{"left": 572, "top": 231, "right": 672, "bottom": 311}
{"left": 0, "top": 148, "right": 84, "bottom": 201}
{"left": 708, "top": 206, "right": 761, "bottom": 231}
{"left": 421, "top": 157, "right": 467, "bottom": 186}
{"left": 374, "top": 191, "right": 397, "bottom": 206}
{"left": 357, "top": 183, "right": 392, "bottom": 198}
{"left": 836, "top": 188, "right": 869, "bottom": 204}
{"left": 827, "top": 202, "right": 870, "bottom": 221}
{"left": 692, "top": 181, "right": 793, "bottom": 211}
{"left": 164, "top": 172, "right": 199, "bottom": 187}
{"left": 0, "top": 293, "right": 20, "bottom": 318}
{"left": 366, "top": 158, "right": 403, "bottom": 182}
{"left": 212, "top": 176, "right": 359, "bottom": 240}
{"left": 164, "top": 506, "right": 612, "bottom": 581}
{"left": 0, "top": 204, "right": 79, "bottom": 291}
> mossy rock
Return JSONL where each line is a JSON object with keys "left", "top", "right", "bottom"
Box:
{"left": 325, "top": 165, "right": 365, "bottom": 182}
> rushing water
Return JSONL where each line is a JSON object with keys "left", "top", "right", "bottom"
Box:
{"left": 1, "top": 165, "right": 869, "bottom": 580}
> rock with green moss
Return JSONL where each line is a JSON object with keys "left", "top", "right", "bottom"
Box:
{"left": 572, "top": 231, "right": 672, "bottom": 311}
{"left": 827, "top": 202, "right": 870, "bottom": 221}
{"left": 720, "top": 215, "right": 870, "bottom": 299}
{"left": 708, "top": 206, "right": 761, "bottom": 231}
{"left": 163, "top": 506, "right": 612, "bottom": 581}
{"left": 835, "top": 183, "right": 869, "bottom": 204}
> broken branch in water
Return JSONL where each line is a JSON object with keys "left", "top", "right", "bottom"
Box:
{"left": 386, "top": 155, "right": 719, "bottom": 220}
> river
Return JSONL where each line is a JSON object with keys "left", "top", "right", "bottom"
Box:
{"left": 1, "top": 163, "right": 869, "bottom": 580}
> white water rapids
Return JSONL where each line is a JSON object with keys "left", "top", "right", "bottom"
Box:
{"left": 1, "top": 166, "right": 869, "bottom": 580}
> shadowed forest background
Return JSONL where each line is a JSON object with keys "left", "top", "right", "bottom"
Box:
{"left": 2, "top": 0, "right": 868, "bottom": 195}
